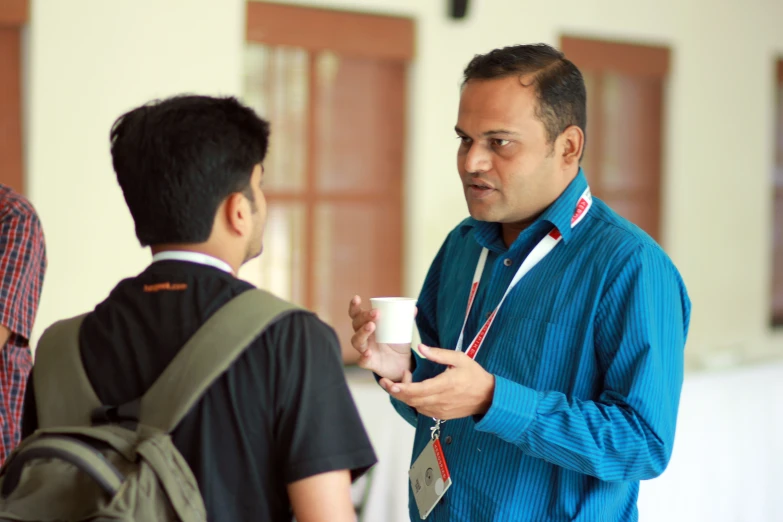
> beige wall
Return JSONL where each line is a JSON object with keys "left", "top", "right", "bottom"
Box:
{"left": 25, "top": 0, "right": 783, "bottom": 371}
{"left": 26, "top": 0, "right": 246, "bottom": 345}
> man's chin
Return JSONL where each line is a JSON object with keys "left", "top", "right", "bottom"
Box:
{"left": 243, "top": 245, "right": 263, "bottom": 264}
{"left": 467, "top": 206, "right": 496, "bottom": 223}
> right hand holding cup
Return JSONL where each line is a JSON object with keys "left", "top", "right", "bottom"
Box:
{"left": 348, "top": 295, "right": 417, "bottom": 382}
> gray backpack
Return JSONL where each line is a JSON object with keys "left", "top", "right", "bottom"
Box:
{"left": 0, "top": 289, "right": 299, "bottom": 521}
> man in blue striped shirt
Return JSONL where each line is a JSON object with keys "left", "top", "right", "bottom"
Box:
{"left": 349, "top": 43, "right": 691, "bottom": 521}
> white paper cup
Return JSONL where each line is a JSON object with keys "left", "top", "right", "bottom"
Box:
{"left": 369, "top": 297, "right": 417, "bottom": 344}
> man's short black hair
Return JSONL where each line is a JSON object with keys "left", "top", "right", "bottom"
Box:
{"left": 463, "top": 43, "right": 587, "bottom": 148}
{"left": 110, "top": 94, "right": 270, "bottom": 246}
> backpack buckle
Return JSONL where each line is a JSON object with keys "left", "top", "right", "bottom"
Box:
{"left": 91, "top": 399, "right": 140, "bottom": 430}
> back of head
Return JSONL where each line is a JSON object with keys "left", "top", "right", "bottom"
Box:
{"left": 109, "top": 95, "right": 270, "bottom": 246}
{"left": 462, "top": 43, "right": 587, "bottom": 149}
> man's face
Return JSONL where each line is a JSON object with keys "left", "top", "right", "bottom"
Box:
{"left": 243, "top": 163, "right": 267, "bottom": 263}
{"left": 456, "top": 76, "right": 564, "bottom": 226}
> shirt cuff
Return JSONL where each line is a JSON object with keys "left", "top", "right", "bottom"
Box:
{"left": 474, "top": 375, "right": 539, "bottom": 443}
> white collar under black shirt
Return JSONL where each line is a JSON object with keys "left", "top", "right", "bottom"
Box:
{"left": 151, "top": 250, "right": 233, "bottom": 274}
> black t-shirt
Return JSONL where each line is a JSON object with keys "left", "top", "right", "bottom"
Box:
{"left": 22, "top": 260, "right": 377, "bottom": 522}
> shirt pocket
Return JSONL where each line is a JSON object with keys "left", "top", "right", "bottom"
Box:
{"left": 481, "top": 315, "right": 548, "bottom": 388}
{"left": 483, "top": 314, "right": 590, "bottom": 393}
{"left": 535, "top": 321, "right": 599, "bottom": 397}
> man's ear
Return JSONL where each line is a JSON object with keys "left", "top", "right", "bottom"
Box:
{"left": 559, "top": 125, "right": 584, "bottom": 167}
{"left": 224, "top": 192, "right": 250, "bottom": 236}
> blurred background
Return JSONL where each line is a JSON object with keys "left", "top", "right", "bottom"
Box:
{"left": 2, "top": 0, "right": 782, "bottom": 520}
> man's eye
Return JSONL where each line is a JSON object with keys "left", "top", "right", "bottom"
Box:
{"left": 492, "top": 139, "right": 510, "bottom": 147}
{"left": 457, "top": 135, "right": 471, "bottom": 145}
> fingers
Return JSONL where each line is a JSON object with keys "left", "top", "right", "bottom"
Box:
{"left": 378, "top": 377, "right": 395, "bottom": 392}
{"left": 392, "top": 387, "right": 454, "bottom": 420}
{"left": 352, "top": 309, "right": 378, "bottom": 333}
{"left": 381, "top": 372, "right": 455, "bottom": 418}
{"left": 419, "top": 345, "right": 465, "bottom": 368}
{"left": 348, "top": 296, "right": 380, "bottom": 355}
{"left": 355, "top": 342, "right": 375, "bottom": 370}
{"left": 378, "top": 368, "right": 413, "bottom": 396}
{"left": 350, "top": 321, "right": 375, "bottom": 353}
{"left": 392, "top": 387, "right": 450, "bottom": 418}
{"left": 349, "top": 296, "right": 379, "bottom": 333}
{"left": 391, "top": 371, "right": 450, "bottom": 400}
{"left": 348, "top": 295, "right": 363, "bottom": 319}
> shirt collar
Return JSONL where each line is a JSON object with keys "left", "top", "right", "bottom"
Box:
{"left": 151, "top": 250, "right": 234, "bottom": 274}
{"left": 459, "top": 168, "right": 589, "bottom": 247}
{"left": 535, "top": 167, "right": 589, "bottom": 244}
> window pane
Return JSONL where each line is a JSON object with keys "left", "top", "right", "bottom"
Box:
{"left": 600, "top": 193, "right": 658, "bottom": 238}
{"left": 772, "top": 188, "right": 783, "bottom": 322}
{"left": 773, "top": 66, "right": 783, "bottom": 323}
{"left": 243, "top": 43, "right": 308, "bottom": 193}
{"left": 775, "top": 80, "right": 783, "bottom": 186}
{"left": 581, "top": 70, "right": 598, "bottom": 184}
{"left": 315, "top": 51, "right": 405, "bottom": 194}
{"left": 313, "top": 201, "right": 402, "bottom": 352}
{"left": 600, "top": 72, "right": 662, "bottom": 193}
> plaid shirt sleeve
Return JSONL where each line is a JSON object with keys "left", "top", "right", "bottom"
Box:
{"left": 0, "top": 188, "right": 47, "bottom": 463}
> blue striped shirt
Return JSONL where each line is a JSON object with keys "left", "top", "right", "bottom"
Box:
{"left": 391, "top": 169, "right": 691, "bottom": 521}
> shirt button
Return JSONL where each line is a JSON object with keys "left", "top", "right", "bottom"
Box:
{"left": 444, "top": 435, "right": 453, "bottom": 444}
{"left": 485, "top": 311, "right": 492, "bottom": 319}
{"left": 503, "top": 258, "right": 512, "bottom": 266}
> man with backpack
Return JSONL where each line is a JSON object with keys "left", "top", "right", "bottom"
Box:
{"left": 8, "top": 95, "right": 377, "bottom": 522}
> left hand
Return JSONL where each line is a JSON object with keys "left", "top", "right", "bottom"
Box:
{"left": 379, "top": 345, "right": 496, "bottom": 420}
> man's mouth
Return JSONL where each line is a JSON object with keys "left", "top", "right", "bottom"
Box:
{"left": 466, "top": 180, "right": 496, "bottom": 198}
{"left": 469, "top": 181, "right": 493, "bottom": 189}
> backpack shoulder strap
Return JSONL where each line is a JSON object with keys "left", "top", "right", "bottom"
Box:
{"left": 33, "top": 313, "right": 103, "bottom": 428}
{"left": 138, "top": 288, "right": 302, "bottom": 433}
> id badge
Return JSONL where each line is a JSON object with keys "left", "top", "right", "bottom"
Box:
{"left": 408, "top": 438, "right": 452, "bottom": 519}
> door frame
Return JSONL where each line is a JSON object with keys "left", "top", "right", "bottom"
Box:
{"left": 0, "top": 0, "right": 28, "bottom": 194}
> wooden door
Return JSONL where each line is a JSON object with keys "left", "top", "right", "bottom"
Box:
{"left": 0, "top": 0, "right": 27, "bottom": 193}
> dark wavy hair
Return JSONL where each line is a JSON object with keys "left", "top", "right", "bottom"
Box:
{"left": 110, "top": 95, "right": 270, "bottom": 246}
{"left": 463, "top": 43, "right": 587, "bottom": 149}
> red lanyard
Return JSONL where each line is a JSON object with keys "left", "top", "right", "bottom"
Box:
{"left": 455, "top": 187, "right": 593, "bottom": 360}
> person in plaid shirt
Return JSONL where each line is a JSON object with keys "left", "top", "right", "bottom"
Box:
{"left": 0, "top": 183, "right": 46, "bottom": 464}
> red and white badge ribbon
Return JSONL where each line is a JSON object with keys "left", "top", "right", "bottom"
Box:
{"left": 455, "top": 187, "right": 593, "bottom": 360}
